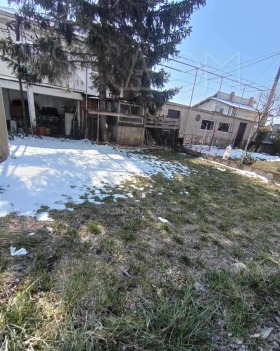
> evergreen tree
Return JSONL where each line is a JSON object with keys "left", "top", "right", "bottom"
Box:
{"left": 0, "top": 10, "right": 70, "bottom": 134}
{"left": 8, "top": 0, "right": 206, "bottom": 140}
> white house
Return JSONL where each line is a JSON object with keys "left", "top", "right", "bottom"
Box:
{"left": 0, "top": 6, "right": 98, "bottom": 138}
{"left": 160, "top": 91, "right": 259, "bottom": 148}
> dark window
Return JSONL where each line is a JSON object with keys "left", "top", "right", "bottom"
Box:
{"left": 167, "top": 109, "right": 180, "bottom": 119}
{"left": 201, "top": 120, "right": 214, "bottom": 130}
{"left": 218, "top": 122, "right": 230, "bottom": 132}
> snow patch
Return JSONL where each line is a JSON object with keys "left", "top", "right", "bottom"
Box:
{"left": 0, "top": 137, "right": 190, "bottom": 217}
{"left": 187, "top": 145, "right": 280, "bottom": 161}
{"left": 37, "top": 212, "right": 54, "bottom": 222}
{"left": 158, "top": 217, "right": 169, "bottom": 223}
{"left": 10, "top": 246, "right": 28, "bottom": 256}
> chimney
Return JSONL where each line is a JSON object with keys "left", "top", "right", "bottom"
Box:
{"left": 248, "top": 97, "right": 254, "bottom": 107}
{"left": 229, "top": 92, "right": 235, "bottom": 102}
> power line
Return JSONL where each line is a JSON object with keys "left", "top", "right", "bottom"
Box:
{"left": 165, "top": 59, "right": 264, "bottom": 91}
{"left": 225, "top": 52, "right": 280, "bottom": 74}
{"left": 175, "top": 51, "right": 280, "bottom": 90}
{"left": 178, "top": 50, "right": 280, "bottom": 71}
{"left": 188, "top": 50, "right": 280, "bottom": 70}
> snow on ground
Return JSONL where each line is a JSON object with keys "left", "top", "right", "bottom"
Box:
{"left": 0, "top": 137, "right": 190, "bottom": 217}
{"left": 187, "top": 145, "right": 280, "bottom": 161}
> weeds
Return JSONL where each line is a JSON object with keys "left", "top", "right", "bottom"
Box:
{"left": 87, "top": 221, "right": 103, "bottom": 235}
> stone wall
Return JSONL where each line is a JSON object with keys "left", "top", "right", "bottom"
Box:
{"left": 183, "top": 134, "right": 233, "bottom": 148}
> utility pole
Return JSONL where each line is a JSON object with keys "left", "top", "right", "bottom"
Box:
{"left": 261, "top": 65, "right": 280, "bottom": 127}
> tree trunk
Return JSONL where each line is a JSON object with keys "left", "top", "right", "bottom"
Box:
{"left": 98, "top": 63, "right": 109, "bottom": 143}
{"left": 15, "top": 15, "right": 28, "bottom": 135}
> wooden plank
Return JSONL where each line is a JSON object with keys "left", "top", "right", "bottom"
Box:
{"left": 144, "top": 125, "right": 179, "bottom": 130}
{"left": 87, "top": 110, "right": 180, "bottom": 130}
{"left": 88, "top": 110, "right": 144, "bottom": 119}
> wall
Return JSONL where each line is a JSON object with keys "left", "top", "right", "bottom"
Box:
{"left": 160, "top": 102, "right": 188, "bottom": 119}
{"left": 195, "top": 99, "right": 256, "bottom": 121}
{"left": 116, "top": 125, "right": 144, "bottom": 146}
{"left": 161, "top": 102, "right": 255, "bottom": 148}
{"left": 181, "top": 107, "right": 254, "bottom": 147}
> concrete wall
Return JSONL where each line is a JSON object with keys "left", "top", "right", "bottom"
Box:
{"left": 161, "top": 102, "right": 256, "bottom": 148}
{"left": 0, "top": 88, "right": 9, "bottom": 163}
{"left": 181, "top": 107, "right": 254, "bottom": 147}
{"left": 116, "top": 124, "right": 144, "bottom": 146}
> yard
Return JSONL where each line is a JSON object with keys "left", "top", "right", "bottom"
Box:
{"left": 0, "top": 137, "right": 280, "bottom": 351}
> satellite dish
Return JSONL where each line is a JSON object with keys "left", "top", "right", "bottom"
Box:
{"left": 195, "top": 114, "right": 201, "bottom": 121}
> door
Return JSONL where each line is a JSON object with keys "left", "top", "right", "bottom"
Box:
{"left": 234, "top": 122, "right": 247, "bottom": 148}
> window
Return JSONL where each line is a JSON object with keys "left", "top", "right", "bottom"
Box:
{"left": 167, "top": 109, "right": 180, "bottom": 119}
{"left": 201, "top": 120, "right": 214, "bottom": 130}
{"left": 228, "top": 107, "right": 236, "bottom": 117}
{"left": 218, "top": 122, "right": 230, "bottom": 132}
{"left": 215, "top": 106, "right": 224, "bottom": 114}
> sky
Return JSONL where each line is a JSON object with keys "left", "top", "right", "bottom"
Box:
{"left": 0, "top": 0, "right": 279, "bottom": 105}
{"left": 165, "top": 0, "right": 280, "bottom": 104}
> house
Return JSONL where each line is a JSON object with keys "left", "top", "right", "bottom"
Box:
{"left": 160, "top": 91, "right": 259, "bottom": 148}
{"left": 0, "top": 6, "right": 95, "bottom": 137}
{"left": 0, "top": 6, "right": 145, "bottom": 146}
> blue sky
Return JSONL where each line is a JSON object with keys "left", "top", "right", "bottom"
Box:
{"left": 1, "top": 0, "right": 279, "bottom": 104}
{"left": 167, "top": 0, "right": 280, "bottom": 104}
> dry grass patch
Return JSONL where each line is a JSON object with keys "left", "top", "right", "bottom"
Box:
{"left": 0, "top": 151, "right": 280, "bottom": 350}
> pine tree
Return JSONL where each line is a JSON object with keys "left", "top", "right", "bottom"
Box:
{"left": 8, "top": 0, "right": 206, "bottom": 139}
{"left": 0, "top": 9, "right": 71, "bottom": 134}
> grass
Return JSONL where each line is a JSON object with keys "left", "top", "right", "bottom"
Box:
{"left": 87, "top": 220, "right": 103, "bottom": 235}
{"left": 0, "top": 150, "right": 280, "bottom": 350}
{"left": 252, "top": 160, "right": 280, "bottom": 173}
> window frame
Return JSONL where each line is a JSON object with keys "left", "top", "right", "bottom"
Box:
{"left": 200, "top": 119, "right": 214, "bottom": 130}
{"left": 218, "top": 122, "right": 231, "bottom": 133}
{"left": 167, "top": 109, "right": 181, "bottom": 119}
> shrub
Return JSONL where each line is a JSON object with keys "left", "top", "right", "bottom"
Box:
{"left": 253, "top": 129, "right": 269, "bottom": 151}
{"left": 273, "top": 130, "right": 280, "bottom": 154}
{"left": 242, "top": 154, "right": 257, "bottom": 165}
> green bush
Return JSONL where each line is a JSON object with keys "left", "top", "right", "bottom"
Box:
{"left": 253, "top": 129, "right": 269, "bottom": 151}
{"left": 242, "top": 154, "right": 257, "bottom": 165}
{"left": 273, "top": 130, "right": 280, "bottom": 154}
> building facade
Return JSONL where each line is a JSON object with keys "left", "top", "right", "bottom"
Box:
{"left": 160, "top": 91, "right": 259, "bottom": 148}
